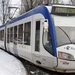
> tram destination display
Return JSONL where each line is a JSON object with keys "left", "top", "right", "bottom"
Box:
{"left": 51, "top": 6, "right": 75, "bottom": 14}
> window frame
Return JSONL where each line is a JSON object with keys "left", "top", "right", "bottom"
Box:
{"left": 24, "top": 21, "right": 31, "bottom": 45}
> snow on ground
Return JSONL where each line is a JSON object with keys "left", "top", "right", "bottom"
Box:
{"left": 0, "top": 49, "right": 27, "bottom": 75}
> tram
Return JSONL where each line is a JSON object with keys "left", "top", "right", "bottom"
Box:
{"left": 0, "top": 4, "right": 75, "bottom": 73}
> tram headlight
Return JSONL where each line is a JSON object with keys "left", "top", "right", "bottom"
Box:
{"left": 58, "top": 51, "right": 74, "bottom": 60}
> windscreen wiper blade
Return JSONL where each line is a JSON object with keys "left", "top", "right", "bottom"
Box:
{"left": 58, "top": 27, "right": 72, "bottom": 44}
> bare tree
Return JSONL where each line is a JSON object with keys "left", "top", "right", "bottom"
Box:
{"left": 20, "top": 0, "right": 52, "bottom": 15}
{"left": 20, "top": 0, "right": 75, "bottom": 15}
{"left": 71, "top": 0, "right": 75, "bottom": 5}
{"left": 0, "top": 0, "right": 10, "bottom": 24}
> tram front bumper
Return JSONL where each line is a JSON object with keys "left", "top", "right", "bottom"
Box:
{"left": 56, "top": 58, "right": 75, "bottom": 73}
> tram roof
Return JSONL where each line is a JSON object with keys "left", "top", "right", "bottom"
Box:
{"left": 0, "top": 4, "right": 75, "bottom": 28}
{"left": 0, "top": 5, "right": 49, "bottom": 28}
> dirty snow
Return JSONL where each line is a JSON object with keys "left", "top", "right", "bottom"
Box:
{"left": 0, "top": 49, "right": 27, "bottom": 75}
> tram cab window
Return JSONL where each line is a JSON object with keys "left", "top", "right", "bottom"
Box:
{"left": 18, "top": 24, "right": 23, "bottom": 44}
{"left": 10, "top": 27, "right": 13, "bottom": 42}
{"left": 7, "top": 28, "right": 9, "bottom": 43}
{"left": 24, "top": 22, "right": 31, "bottom": 45}
{"left": 43, "top": 29, "right": 53, "bottom": 55}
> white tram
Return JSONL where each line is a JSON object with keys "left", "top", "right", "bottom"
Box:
{"left": 0, "top": 4, "right": 75, "bottom": 73}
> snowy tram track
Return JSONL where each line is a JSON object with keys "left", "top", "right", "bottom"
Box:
{"left": 19, "top": 58, "right": 59, "bottom": 75}
{"left": 19, "top": 58, "right": 75, "bottom": 75}
{"left": 0, "top": 49, "right": 27, "bottom": 75}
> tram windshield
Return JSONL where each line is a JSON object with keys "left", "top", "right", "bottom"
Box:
{"left": 55, "top": 27, "right": 75, "bottom": 47}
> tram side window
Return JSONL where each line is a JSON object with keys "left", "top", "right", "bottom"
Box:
{"left": 14, "top": 26, "right": 17, "bottom": 44}
{"left": 7, "top": 28, "right": 9, "bottom": 43}
{"left": 18, "top": 24, "right": 23, "bottom": 44}
{"left": 35, "top": 21, "right": 40, "bottom": 52}
{"left": 2, "top": 30, "right": 4, "bottom": 41}
{"left": 10, "top": 27, "right": 13, "bottom": 42}
{"left": 24, "top": 22, "right": 31, "bottom": 45}
{"left": 0, "top": 30, "right": 4, "bottom": 41}
{"left": 0, "top": 30, "right": 2, "bottom": 41}
{"left": 0, "top": 30, "right": 2, "bottom": 40}
{"left": 0, "top": 31, "right": 1, "bottom": 40}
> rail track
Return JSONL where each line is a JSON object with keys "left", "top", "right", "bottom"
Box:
{"left": 18, "top": 57, "right": 75, "bottom": 75}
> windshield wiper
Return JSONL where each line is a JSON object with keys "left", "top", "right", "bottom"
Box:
{"left": 58, "top": 27, "right": 72, "bottom": 44}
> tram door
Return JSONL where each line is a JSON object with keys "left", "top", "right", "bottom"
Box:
{"left": 33, "top": 20, "right": 41, "bottom": 65}
{"left": 13, "top": 26, "right": 18, "bottom": 55}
